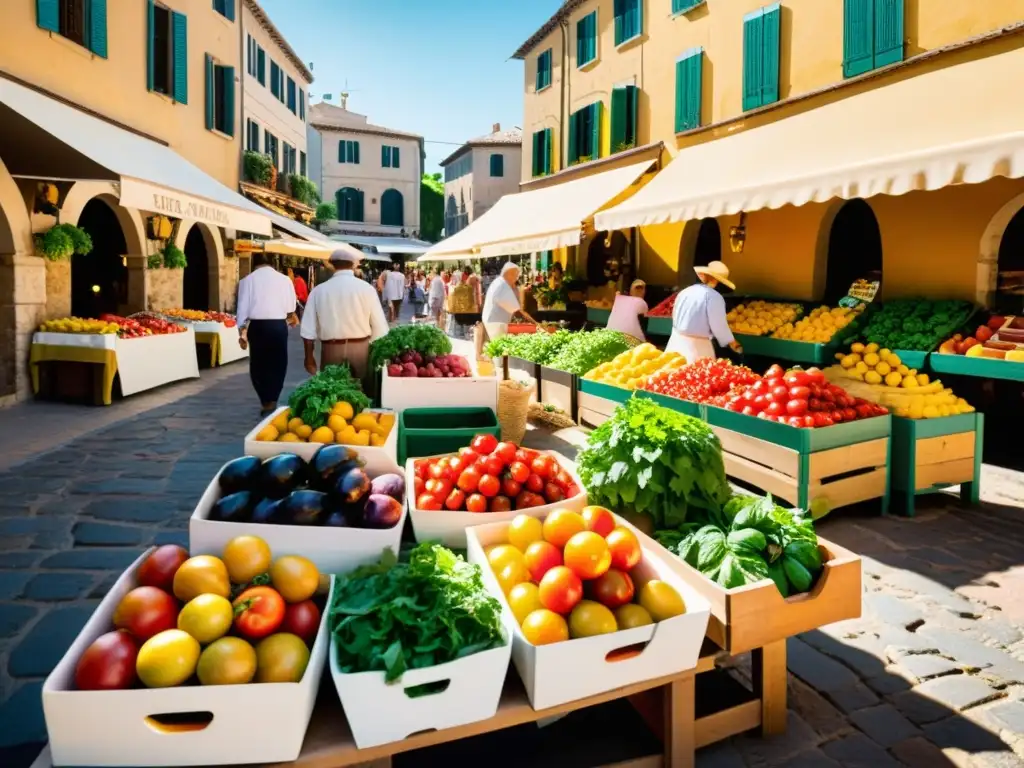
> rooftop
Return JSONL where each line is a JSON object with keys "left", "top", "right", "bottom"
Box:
{"left": 244, "top": 0, "right": 314, "bottom": 83}
{"left": 511, "top": 0, "right": 587, "bottom": 60}
{"left": 308, "top": 102, "right": 423, "bottom": 142}
{"left": 440, "top": 123, "right": 523, "bottom": 167}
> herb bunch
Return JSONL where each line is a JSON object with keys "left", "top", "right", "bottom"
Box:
{"left": 287, "top": 364, "right": 370, "bottom": 429}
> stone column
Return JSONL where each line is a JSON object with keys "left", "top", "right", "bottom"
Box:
{"left": 124, "top": 255, "right": 147, "bottom": 314}
{"left": 0, "top": 253, "right": 47, "bottom": 404}
{"left": 238, "top": 254, "right": 252, "bottom": 279}
{"left": 146, "top": 268, "right": 184, "bottom": 311}
{"left": 44, "top": 258, "right": 71, "bottom": 319}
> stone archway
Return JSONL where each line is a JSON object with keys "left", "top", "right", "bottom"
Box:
{"left": 823, "top": 199, "right": 882, "bottom": 304}
{"left": 0, "top": 158, "right": 36, "bottom": 400}
{"left": 979, "top": 192, "right": 1024, "bottom": 309}
{"left": 175, "top": 220, "right": 224, "bottom": 310}
{"left": 72, "top": 198, "right": 129, "bottom": 317}
{"left": 676, "top": 218, "right": 722, "bottom": 288}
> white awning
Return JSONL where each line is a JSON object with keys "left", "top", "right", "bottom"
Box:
{"left": 421, "top": 159, "right": 655, "bottom": 262}
{"left": 235, "top": 238, "right": 364, "bottom": 262}
{"left": 340, "top": 234, "right": 433, "bottom": 255}
{"left": 595, "top": 45, "right": 1024, "bottom": 232}
{"left": 266, "top": 213, "right": 333, "bottom": 243}
{"left": 0, "top": 76, "right": 272, "bottom": 235}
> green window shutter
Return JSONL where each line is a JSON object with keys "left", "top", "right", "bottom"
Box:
{"left": 672, "top": 0, "right": 701, "bottom": 12}
{"left": 346, "top": 141, "right": 354, "bottom": 163}
{"left": 490, "top": 154, "right": 503, "bottom": 177}
{"left": 568, "top": 111, "right": 578, "bottom": 164}
{"left": 742, "top": 9, "right": 764, "bottom": 111}
{"left": 146, "top": 0, "right": 155, "bottom": 91}
{"left": 613, "top": 0, "right": 624, "bottom": 46}
{"left": 225, "top": 0, "right": 235, "bottom": 21}
{"left": 531, "top": 132, "right": 538, "bottom": 176}
{"left": 874, "top": 0, "right": 904, "bottom": 67}
{"left": 357, "top": 190, "right": 365, "bottom": 222}
{"left": 204, "top": 54, "right": 215, "bottom": 131}
{"left": 339, "top": 141, "right": 345, "bottom": 163}
{"left": 544, "top": 128, "right": 553, "bottom": 173}
{"left": 627, "top": 85, "right": 638, "bottom": 145}
{"left": 610, "top": 86, "right": 626, "bottom": 151}
{"left": 762, "top": 4, "right": 781, "bottom": 105}
{"left": 576, "top": 18, "right": 586, "bottom": 64}
{"left": 843, "top": 0, "right": 875, "bottom": 78}
{"left": 354, "top": 142, "right": 360, "bottom": 164}
{"left": 36, "top": 0, "right": 58, "bottom": 32}
{"left": 674, "top": 58, "right": 685, "bottom": 133}
{"left": 222, "top": 66, "right": 235, "bottom": 136}
{"left": 381, "top": 146, "right": 390, "bottom": 167}
{"left": 257, "top": 47, "right": 265, "bottom": 85}
{"left": 675, "top": 49, "right": 703, "bottom": 132}
{"left": 615, "top": 0, "right": 640, "bottom": 44}
{"left": 590, "top": 101, "right": 603, "bottom": 158}
{"left": 88, "top": 0, "right": 108, "bottom": 57}
{"left": 393, "top": 147, "right": 400, "bottom": 168}
{"left": 172, "top": 12, "right": 188, "bottom": 104}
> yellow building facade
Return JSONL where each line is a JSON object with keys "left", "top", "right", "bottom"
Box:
{"left": 515, "top": 0, "right": 1024, "bottom": 303}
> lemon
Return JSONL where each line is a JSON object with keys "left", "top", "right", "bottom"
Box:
{"left": 864, "top": 371, "right": 882, "bottom": 385}
{"left": 863, "top": 352, "right": 880, "bottom": 367}
{"left": 855, "top": 361, "right": 869, "bottom": 374}
{"left": 875, "top": 361, "right": 892, "bottom": 376}
{"left": 327, "top": 414, "right": 348, "bottom": 433}
{"left": 922, "top": 405, "right": 940, "bottom": 419}
{"left": 309, "top": 426, "right": 335, "bottom": 443}
{"left": 889, "top": 355, "right": 902, "bottom": 368}
{"left": 332, "top": 401, "right": 354, "bottom": 420}
{"left": 908, "top": 403, "right": 924, "bottom": 419}
{"left": 287, "top": 417, "right": 305, "bottom": 433}
{"left": 879, "top": 348, "right": 892, "bottom": 360}
{"left": 916, "top": 373, "right": 930, "bottom": 386}
{"left": 851, "top": 342, "right": 866, "bottom": 353}
{"left": 894, "top": 406, "right": 910, "bottom": 418}
{"left": 256, "top": 425, "right": 279, "bottom": 442}
{"left": 897, "top": 365, "right": 910, "bottom": 375}
{"left": 294, "top": 424, "right": 313, "bottom": 440}
{"left": 902, "top": 375, "right": 919, "bottom": 389}
{"left": 270, "top": 411, "right": 289, "bottom": 432}
{"left": 865, "top": 343, "right": 880, "bottom": 353}
{"left": 840, "top": 355, "right": 857, "bottom": 369}
{"left": 278, "top": 432, "right": 301, "bottom": 442}
{"left": 884, "top": 372, "right": 902, "bottom": 387}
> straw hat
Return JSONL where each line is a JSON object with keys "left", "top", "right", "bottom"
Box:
{"left": 693, "top": 261, "right": 735, "bottom": 290}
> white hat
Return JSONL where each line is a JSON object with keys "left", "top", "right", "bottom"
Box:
{"left": 694, "top": 260, "right": 735, "bottom": 290}
{"left": 329, "top": 247, "right": 362, "bottom": 265}
{"left": 500, "top": 262, "right": 520, "bottom": 276}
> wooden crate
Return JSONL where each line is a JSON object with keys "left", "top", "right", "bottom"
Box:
{"left": 538, "top": 365, "right": 577, "bottom": 416}
{"left": 889, "top": 413, "right": 984, "bottom": 517}
{"left": 577, "top": 378, "right": 632, "bottom": 427}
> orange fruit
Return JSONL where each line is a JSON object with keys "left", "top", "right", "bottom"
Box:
{"left": 520, "top": 609, "right": 569, "bottom": 645}
{"left": 563, "top": 531, "right": 612, "bottom": 580}
{"left": 542, "top": 509, "right": 586, "bottom": 549}
{"left": 309, "top": 426, "right": 334, "bottom": 444}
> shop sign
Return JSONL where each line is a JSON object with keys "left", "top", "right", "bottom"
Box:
{"left": 839, "top": 278, "right": 880, "bottom": 309}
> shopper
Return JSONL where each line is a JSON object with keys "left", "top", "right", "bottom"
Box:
{"left": 667, "top": 261, "right": 743, "bottom": 361}
{"left": 300, "top": 250, "right": 389, "bottom": 391}
{"left": 606, "top": 279, "right": 649, "bottom": 341}
{"left": 383, "top": 260, "right": 406, "bottom": 322}
{"left": 482, "top": 262, "right": 538, "bottom": 342}
{"left": 428, "top": 269, "right": 446, "bottom": 328}
{"left": 236, "top": 253, "right": 298, "bottom": 417}
{"left": 287, "top": 267, "right": 308, "bottom": 318}
{"left": 410, "top": 270, "right": 426, "bottom": 317}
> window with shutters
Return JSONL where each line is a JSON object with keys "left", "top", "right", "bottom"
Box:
{"left": 299, "top": 89, "right": 305, "bottom": 121}
{"left": 300, "top": 151, "right": 306, "bottom": 177}
{"left": 490, "top": 154, "right": 504, "bottom": 177}
{"left": 336, "top": 188, "right": 363, "bottom": 222}
{"left": 151, "top": 6, "right": 172, "bottom": 96}
{"left": 674, "top": 47, "right": 703, "bottom": 133}
{"left": 148, "top": 3, "right": 187, "bottom": 103}
{"left": 531, "top": 129, "right": 552, "bottom": 177}
{"left": 246, "top": 35, "right": 255, "bottom": 77}
{"left": 382, "top": 146, "right": 401, "bottom": 168}
{"left": 38, "top": 0, "right": 107, "bottom": 57}
{"left": 264, "top": 131, "right": 278, "bottom": 167}
{"left": 610, "top": 84, "right": 638, "bottom": 153}
{"left": 338, "top": 140, "right": 360, "bottom": 164}
{"left": 270, "top": 61, "right": 282, "bottom": 100}
{"left": 671, "top": 0, "right": 705, "bottom": 14}
{"left": 742, "top": 4, "right": 781, "bottom": 112}
{"left": 444, "top": 153, "right": 472, "bottom": 182}
{"left": 536, "top": 49, "right": 552, "bottom": 92}
{"left": 843, "top": 0, "right": 904, "bottom": 78}
{"left": 568, "top": 102, "right": 602, "bottom": 165}
{"left": 206, "top": 56, "right": 235, "bottom": 136}
{"left": 282, "top": 143, "right": 296, "bottom": 176}
{"left": 212, "top": 0, "right": 234, "bottom": 21}
{"left": 287, "top": 77, "right": 297, "bottom": 113}
{"left": 613, "top": 0, "right": 642, "bottom": 46}
{"left": 576, "top": 11, "right": 597, "bottom": 68}
{"left": 246, "top": 119, "right": 259, "bottom": 152}
{"left": 256, "top": 46, "right": 265, "bottom": 85}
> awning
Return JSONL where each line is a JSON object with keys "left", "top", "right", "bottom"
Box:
{"left": 0, "top": 76, "right": 272, "bottom": 235}
{"left": 595, "top": 45, "right": 1024, "bottom": 231}
{"left": 264, "top": 210, "right": 332, "bottom": 243}
{"left": 235, "top": 238, "right": 364, "bottom": 261}
{"left": 339, "top": 234, "right": 433, "bottom": 255}
{"left": 421, "top": 159, "right": 655, "bottom": 262}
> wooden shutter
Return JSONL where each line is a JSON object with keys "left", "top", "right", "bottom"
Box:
{"left": 354, "top": 142, "right": 360, "bottom": 164}
{"left": 672, "top": 0, "right": 701, "bottom": 12}
{"left": 544, "top": 128, "right": 553, "bottom": 173}
{"left": 590, "top": 101, "right": 603, "bottom": 158}
{"left": 742, "top": 9, "right": 764, "bottom": 111}
{"left": 172, "top": 12, "right": 188, "bottom": 104}
{"left": 874, "top": 0, "right": 904, "bottom": 67}
{"left": 381, "top": 146, "right": 390, "bottom": 167}
{"left": 393, "top": 147, "right": 400, "bottom": 168}
{"left": 88, "top": 0, "right": 108, "bottom": 57}
{"left": 224, "top": 0, "right": 235, "bottom": 22}
{"left": 37, "top": 0, "right": 59, "bottom": 32}
{"left": 610, "top": 86, "right": 625, "bottom": 151}
{"left": 568, "top": 111, "right": 578, "bottom": 164}
{"left": 287, "top": 78, "right": 296, "bottom": 112}
{"left": 356, "top": 191, "right": 365, "bottom": 222}
{"left": 613, "top": 0, "right": 624, "bottom": 45}
{"left": 146, "top": 0, "right": 155, "bottom": 91}
{"left": 674, "top": 58, "right": 686, "bottom": 132}
{"left": 762, "top": 4, "right": 781, "bottom": 105}
{"left": 587, "top": 14, "right": 596, "bottom": 62}
{"left": 627, "top": 85, "right": 638, "bottom": 146}
{"left": 338, "top": 141, "right": 344, "bottom": 163}
{"left": 204, "top": 54, "right": 215, "bottom": 131}
{"left": 676, "top": 49, "right": 703, "bottom": 132}
{"left": 222, "top": 65, "right": 235, "bottom": 136}
{"left": 490, "top": 154, "right": 503, "bottom": 176}
{"left": 257, "top": 47, "right": 265, "bottom": 85}
{"left": 299, "top": 89, "right": 305, "bottom": 121}
{"left": 843, "top": 0, "right": 874, "bottom": 78}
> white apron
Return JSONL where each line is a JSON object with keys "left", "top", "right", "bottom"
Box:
{"left": 666, "top": 331, "right": 716, "bottom": 363}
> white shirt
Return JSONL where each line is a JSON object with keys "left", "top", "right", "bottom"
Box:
{"left": 236, "top": 266, "right": 296, "bottom": 328}
{"left": 428, "top": 276, "right": 446, "bottom": 302}
{"left": 300, "top": 270, "right": 389, "bottom": 342}
{"left": 383, "top": 270, "right": 406, "bottom": 301}
{"left": 607, "top": 295, "right": 649, "bottom": 339}
{"left": 482, "top": 278, "right": 520, "bottom": 324}
{"left": 672, "top": 283, "right": 735, "bottom": 346}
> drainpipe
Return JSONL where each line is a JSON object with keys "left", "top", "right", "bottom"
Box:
{"left": 559, "top": 19, "right": 569, "bottom": 170}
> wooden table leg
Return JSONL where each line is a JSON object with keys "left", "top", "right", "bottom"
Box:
{"left": 751, "top": 640, "right": 787, "bottom": 736}
{"left": 662, "top": 675, "right": 695, "bottom": 768}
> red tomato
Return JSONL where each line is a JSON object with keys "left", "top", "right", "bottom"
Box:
{"left": 786, "top": 399, "right": 808, "bottom": 416}
{"left": 554, "top": 469, "right": 573, "bottom": 489}
{"left": 757, "top": 411, "right": 772, "bottom": 420}
{"left": 478, "top": 474, "right": 501, "bottom": 498}
{"left": 525, "top": 473, "right": 545, "bottom": 493}
{"left": 753, "top": 394, "right": 769, "bottom": 409}
{"left": 843, "top": 407, "right": 858, "bottom": 422}
{"left": 750, "top": 380, "right": 768, "bottom": 394}
{"left": 280, "top": 600, "right": 320, "bottom": 645}
{"left": 489, "top": 495, "right": 513, "bottom": 512}
{"left": 530, "top": 456, "right": 553, "bottom": 479}
{"left": 457, "top": 467, "right": 481, "bottom": 493}
{"left": 502, "top": 477, "right": 522, "bottom": 497}
{"left": 582, "top": 506, "right": 615, "bottom": 537}
{"left": 136, "top": 545, "right": 189, "bottom": 592}
{"left": 414, "top": 459, "right": 430, "bottom": 479}
{"left": 831, "top": 410, "right": 845, "bottom": 423}
{"left": 494, "top": 441, "right": 518, "bottom": 464}
{"left": 417, "top": 492, "right": 441, "bottom": 510}
{"left": 447, "top": 456, "right": 465, "bottom": 475}
{"left": 789, "top": 386, "right": 811, "bottom": 400}
{"left": 803, "top": 415, "right": 815, "bottom": 428}
{"left": 428, "top": 463, "right": 447, "bottom": 481}
{"left": 509, "top": 461, "right": 530, "bottom": 483}
{"left": 543, "top": 482, "right": 564, "bottom": 503}
{"left": 727, "top": 398, "right": 744, "bottom": 412}
{"left": 75, "top": 630, "right": 139, "bottom": 691}
{"left": 458, "top": 448, "right": 479, "bottom": 465}
{"left": 524, "top": 540, "right": 563, "bottom": 581}
{"left": 113, "top": 586, "right": 179, "bottom": 641}
{"left": 766, "top": 401, "right": 785, "bottom": 417}
{"left": 770, "top": 385, "right": 789, "bottom": 403}
{"left": 471, "top": 433, "right": 498, "bottom": 455}
{"left": 233, "top": 586, "right": 285, "bottom": 640}
{"left": 515, "top": 448, "right": 539, "bottom": 464}
{"left": 445, "top": 488, "right": 466, "bottom": 510}
{"left": 808, "top": 398, "right": 823, "bottom": 411}
{"left": 606, "top": 528, "right": 642, "bottom": 571}
{"left": 588, "top": 569, "right": 635, "bottom": 609}
{"left": 425, "top": 477, "right": 452, "bottom": 499}
{"left": 787, "top": 416, "right": 805, "bottom": 428}
{"left": 482, "top": 455, "right": 505, "bottom": 476}
{"left": 516, "top": 491, "right": 544, "bottom": 509}
{"left": 466, "top": 493, "right": 488, "bottom": 513}
{"left": 538, "top": 566, "right": 583, "bottom": 614}
{"left": 785, "top": 371, "right": 811, "bottom": 387}
{"left": 805, "top": 367, "right": 826, "bottom": 384}
{"left": 413, "top": 476, "right": 424, "bottom": 497}
{"left": 765, "top": 364, "right": 785, "bottom": 379}
{"left": 742, "top": 405, "right": 756, "bottom": 416}
{"left": 439, "top": 458, "right": 458, "bottom": 482}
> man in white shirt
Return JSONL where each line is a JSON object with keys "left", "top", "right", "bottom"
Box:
{"left": 427, "top": 269, "right": 446, "bottom": 328}
{"left": 300, "top": 250, "right": 389, "bottom": 390}
{"left": 482, "top": 262, "right": 537, "bottom": 342}
{"left": 382, "top": 261, "right": 407, "bottom": 323}
{"left": 236, "top": 253, "right": 298, "bottom": 416}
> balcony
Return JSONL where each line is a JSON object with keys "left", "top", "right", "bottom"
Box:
{"left": 240, "top": 150, "right": 318, "bottom": 223}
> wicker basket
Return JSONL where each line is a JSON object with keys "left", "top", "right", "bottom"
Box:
{"left": 497, "top": 378, "right": 534, "bottom": 444}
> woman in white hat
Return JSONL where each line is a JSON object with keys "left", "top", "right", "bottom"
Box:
{"left": 667, "top": 261, "right": 743, "bottom": 361}
{"left": 606, "top": 279, "right": 649, "bottom": 340}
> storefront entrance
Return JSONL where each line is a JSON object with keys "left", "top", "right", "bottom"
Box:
{"left": 586, "top": 231, "right": 630, "bottom": 288}
{"left": 824, "top": 199, "right": 882, "bottom": 303}
{"left": 995, "top": 206, "right": 1024, "bottom": 313}
{"left": 71, "top": 198, "right": 127, "bottom": 318}
{"left": 183, "top": 225, "right": 209, "bottom": 311}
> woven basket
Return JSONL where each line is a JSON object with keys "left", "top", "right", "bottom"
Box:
{"left": 498, "top": 378, "right": 533, "bottom": 444}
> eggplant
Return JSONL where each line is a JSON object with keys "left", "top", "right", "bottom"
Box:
{"left": 309, "top": 445, "right": 365, "bottom": 491}
{"left": 251, "top": 497, "right": 284, "bottom": 525}
{"left": 369, "top": 473, "right": 405, "bottom": 503}
{"left": 210, "top": 491, "right": 253, "bottom": 523}
{"left": 281, "top": 490, "right": 329, "bottom": 526}
{"left": 362, "top": 494, "right": 403, "bottom": 529}
{"left": 333, "top": 467, "right": 371, "bottom": 506}
{"left": 260, "top": 454, "right": 307, "bottom": 499}
{"left": 218, "top": 456, "right": 262, "bottom": 495}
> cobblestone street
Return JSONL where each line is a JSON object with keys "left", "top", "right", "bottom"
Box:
{"left": 2, "top": 331, "right": 1024, "bottom": 766}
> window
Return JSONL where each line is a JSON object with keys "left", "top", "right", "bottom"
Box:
{"left": 536, "top": 49, "right": 552, "bottom": 91}
{"left": 282, "top": 142, "right": 296, "bottom": 175}
{"left": 264, "top": 130, "right": 278, "bottom": 167}
{"left": 148, "top": 4, "right": 187, "bottom": 103}
{"left": 205, "top": 54, "right": 235, "bottom": 136}
{"left": 338, "top": 140, "right": 360, "bottom": 164}
{"left": 299, "top": 89, "right": 305, "bottom": 121}
{"left": 844, "top": 0, "right": 905, "bottom": 78}
{"left": 613, "top": 0, "right": 642, "bottom": 45}
{"left": 270, "top": 60, "right": 282, "bottom": 100}
{"left": 38, "top": 0, "right": 108, "bottom": 57}
{"left": 674, "top": 47, "right": 703, "bottom": 133}
{"left": 531, "top": 129, "right": 552, "bottom": 177}
{"left": 610, "top": 85, "right": 638, "bottom": 152}
{"left": 382, "top": 146, "right": 401, "bottom": 168}
{"left": 444, "top": 153, "right": 472, "bottom": 182}
{"left": 490, "top": 154, "right": 504, "bottom": 177}
{"left": 212, "top": 0, "right": 234, "bottom": 21}
{"left": 246, "top": 34, "right": 256, "bottom": 76}
{"left": 742, "top": 4, "right": 781, "bottom": 111}
{"left": 246, "top": 119, "right": 259, "bottom": 152}
{"left": 300, "top": 151, "right": 306, "bottom": 177}
{"left": 256, "top": 46, "right": 265, "bottom": 85}
{"left": 381, "top": 189, "right": 404, "bottom": 227}
{"left": 287, "top": 77, "right": 297, "bottom": 113}
{"left": 672, "top": 0, "right": 705, "bottom": 13}
{"left": 336, "top": 187, "right": 364, "bottom": 222}
{"left": 576, "top": 11, "right": 597, "bottom": 67}
{"left": 568, "top": 102, "right": 602, "bottom": 165}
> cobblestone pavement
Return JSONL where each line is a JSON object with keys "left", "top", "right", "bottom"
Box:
{"left": 2, "top": 326, "right": 1024, "bottom": 766}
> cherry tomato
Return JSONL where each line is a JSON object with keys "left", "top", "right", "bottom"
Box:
{"left": 525, "top": 473, "right": 545, "bottom": 493}
{"left": 530, "top": 456, "right": 553, "bottom": 479}
{"left": 232, "top": 586, "right": 285, "bottom": 640}
{"left": 458, "top": 448, "right": 479, "bottom": 465}
{"left": 524, "top": 540, "right": 563, "bottom": 581}
{"left": 489, "top": 495, "right": 513, "bottom": 512}
{"left": 787, "top": 416, "right": 805, "bottom": 428}
{"left": 785, "top": 371, "right": 811, "bottom": 387}
{"left": 742, "top": 405, "right": 756, "bottom": 416}
{"left": 843, "top": 407, "right": 858, "bottom": 422}
{"left": 588, "top": 568, "right": 635, "bottom": 609}
{"left": 482, "top": 455, "right": 505, "bottom": 477}
{"left": 789, "top": 386, "right": 811, "bottom": 400}
{"left": 417, "top": 492, "right": 442, "bottom": 511}
{"left": 466, "top": 493, "right": 488, "bottom": 513}
{"left": 425, "top": 477, "right": 452, "bottom": 499}
{"left": 803, "top": 415, "right": 816, "bottom": 428}
{"left": 765, "top": 364, "right": 785, "bottom": 379}
{"left": 766, "top": 401, "right": 785, "bottom": 417}
{"left": 471, "top": 433, "right": 498, "bottom": 455}
{"left": 515, "top": 448, "right": 539, "bottom": 464}
{"left": 428, "top": 463, "right": 446, "bottom": 481}
{"left": 502, "top": 477, "right": 522, "bottom": 497}
{"left": 516, "top": 491, "right": 544, "bottom": 509}
{"left": 509, "top": 461, "right": 530, "bottom": 483}
{"left": 280, "top": 600, "right": 320, "bottom": 645}
{"left": 771, "top": 385, "right": 789, "bottom": 403}
{"left": 494, "top": 442, "right": 518, "bottom": 464}
{"left": 457, "top": 467, "right": 481, "bottom": 493}
{"left": 786, "top": 399, "right": 808, "bottom": 416}
{"left": 543, "top": 482, "right": 564, "bottom": 503}
{"left": 606, "top": 528, "right": 642, "bottom": 570}
{"left": 538, "top": 566, "right": 583, "bottom": 614}
{"left": 445, "top": 488, "right": 466, "bottom": 510}
{"left": 414, "top": 460, "right": 429, "bottom": 480}
{"left": 553, "top": 469, "right": 573, "bottom": 490}
{"left": 447, "top": 456, "right": 465, "bottom": 476}
{"left": 413, "top": 476, "right": 424, "bottom": 497}
{"left": 582, "top": 506, "right": 616, "bottom": 536}
{"left": 478, "top": 474, "right": 501, "bottom": 498}
{"left": 831, "top": 409, "right": 845, "bottom": 423}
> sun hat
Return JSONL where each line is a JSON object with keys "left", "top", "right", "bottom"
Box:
{"left": 630, "top": 279, "right": 646, "bottom": 290}
{"left": 693, "top": 260, "right": 735, "bottom": 290}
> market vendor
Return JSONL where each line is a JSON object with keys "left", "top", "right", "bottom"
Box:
{"left": 300, "top": 249, "right": 389, "bottom": 390}
{"left": 668, "top": 261, "right": 743, "bottom": 360}
{"left": 606, "top": 279, "right": 649, "bottom": 340}
{"left": 482, "top": 262, "right": 538, "bottom": 342}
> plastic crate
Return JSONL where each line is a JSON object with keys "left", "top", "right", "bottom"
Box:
{"left": 398, "top": 407, "right": 501, "bottom": 464}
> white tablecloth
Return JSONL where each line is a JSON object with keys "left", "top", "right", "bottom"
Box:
{"left": 189, "top": 321, "right": 249, "bottom": 364}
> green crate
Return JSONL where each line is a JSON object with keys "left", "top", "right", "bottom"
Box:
{"left": 733, "top": 334, "right": 842, "bottom": 365}
{"left": 892, "top": 349, "right": 930, "bottom": 371}
{"left": 889, "top": 413, "right": 983, "bottom": 517}
{"left": 929, "top": 353, "right": 1024, "bottom": 382}
{"left": 398, "top": 407, "right": 500, "bottom": 464}
{"left": 586, "top": 308, "right": 611, "bottom": 326}
{"left": 645, "top": 317, "right": 673, "bottom": 336}
{"left": 577, "top": 378, "right": 632, "bottom": 403}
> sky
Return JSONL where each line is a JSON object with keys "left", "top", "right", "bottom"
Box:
{"left": 260, "top": 0, "right": 563, "bottom": 176}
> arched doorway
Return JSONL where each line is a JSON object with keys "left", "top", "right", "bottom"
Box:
{"left": 995, "top": 207, "right": 1024, "bottom": 313}
{"left": 336, "top": 188, "right": 363, "bottom": 222}
{"left": 586, "top": 231, "right": 630, "bottom": 287}
{"left": 677, "top": 218, "right": 722, "bottom": 287}
{"left": 183, "top": 226, "right": 209, "bottom": 310}
{"left": 825, "top": 199, "right": 882, "bottom": 303}
{"left": 72, "top": 198, "right": 128, "bottom": 317}
{"left": 380, "top": 189, "right": 404, "bottom": 227}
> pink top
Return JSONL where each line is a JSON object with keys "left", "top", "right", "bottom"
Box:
{"left": 606, "top": 295, "right": 649, "bottom": 340}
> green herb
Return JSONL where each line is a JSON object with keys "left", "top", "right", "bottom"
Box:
{"left": 485, "top": 328, "right": 573, "bottom": 363}
{"left": 544, "top": 329, "right": 633, "bottom": 374}
{"left": 576, "top": 396, "right": 731, "bottom": 530}
{"left": 287, "top": 364, "right": 369, "bottom": 428}
{"left": 369, "top": 325, "right": 452, "bottom": 371}
{"left": 329, "top": 543, "right": 505, "bottom": 682}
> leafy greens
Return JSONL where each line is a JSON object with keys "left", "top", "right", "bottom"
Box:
{"left": 544, "top": 329, "right": 634, "bottom": 374}
{"left": 328, "top": 543, "right": 505, "bottom": 683}
{"left": 485, "top": 329, "right": 573, "bottom": 363}
{"left": 369, "top": 325, "right": 453, "bottom": 371}
{"left": 287, "top": 364, "right": 370, "bottom": 429}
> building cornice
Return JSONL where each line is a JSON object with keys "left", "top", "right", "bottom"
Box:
{"left": 310, "top": 121, "right": 424, "bottom": 146}
{"left": 519, "top": 141, "right": 663, "bottom": 191}
{"left": 512, "top": 0, "right": 588, "bottom": 60}
{"left": 244, "top": 0, "right": 314, "bottom": 84}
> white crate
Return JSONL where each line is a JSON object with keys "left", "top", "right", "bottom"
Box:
{"left": 189, "top": 461, "right": 405, "bottom": 575}
{"left": 407, "top": 451, "right": 587, "bottom": 549}
{"left": 243, "top": 407, "right": 399, "bottom": 476}
{"left": 466, "top": 513, "right": 711, "bottom": 711}
{"left": 42, "top": 549, "right": 332, "bottom": 766}
{"left": 381, "top": 367, "right": 498, "bottom": 414}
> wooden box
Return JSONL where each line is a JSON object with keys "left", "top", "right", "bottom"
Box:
{"left": 538, "top": 365, "right": 577, "bottom": 416}
{"left": 576, "top": 378, "right": 630, "bottom": 427}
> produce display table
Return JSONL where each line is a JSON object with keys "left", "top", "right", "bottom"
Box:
{"left": 890, "top": 413, "right": 984, "bottom": 517}
{"left": 380, "top": 365, "right": 497, "bottom": 414}
{"left": 188, "top": 321, "right": 249, "bottom": 367}
{"left": 30, "top": 329, "right": 200, "bottom": 405}
{"left": 732, "top": 334, "right": 841, "bottom": 366}
{"left": 930, "top": 353, "right": 1024, "bottom": 382}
